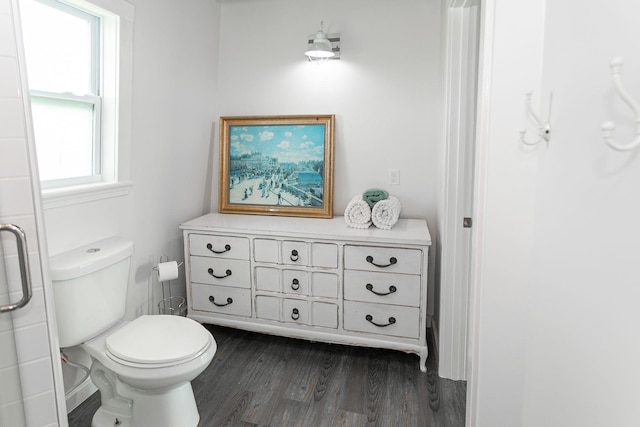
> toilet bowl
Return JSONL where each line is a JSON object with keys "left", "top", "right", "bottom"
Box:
{"left": 82, "top": 316, "right": 216, "bottom": 427}
{"left": 49, "top": 237, "right": 216, "bottom": 427}
{"left": 84, "top": 315, "right": 215, "bottom": 390}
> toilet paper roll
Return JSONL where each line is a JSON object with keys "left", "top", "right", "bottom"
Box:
{"left": 156, "top": 261, "right": 179, "bottom": 282}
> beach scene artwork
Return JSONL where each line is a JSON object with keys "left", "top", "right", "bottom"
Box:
{"left": 227, "top": 123, "right": 327, "bottom": 208}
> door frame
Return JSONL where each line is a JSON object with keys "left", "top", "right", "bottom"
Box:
{"left": 438, "top": 0, "right": 480, "bottom": 381}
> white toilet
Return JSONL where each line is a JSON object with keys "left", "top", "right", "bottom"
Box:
{"left": 50, "top": 237, "right": 216, "bottom": 427}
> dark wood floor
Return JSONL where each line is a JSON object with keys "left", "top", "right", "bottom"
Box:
{"left": 68, "top": 325, "right": 466, "bottom": 426}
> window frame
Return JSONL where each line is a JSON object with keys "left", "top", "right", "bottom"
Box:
{"left": 23, "top": 0, "right": 104, "bottom": 189}
{"left": 19, "top": 0, "right": 135, "bottom": 208}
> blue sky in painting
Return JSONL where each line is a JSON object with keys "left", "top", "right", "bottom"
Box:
{"left": 229, "top": 124, "right": 325, "bottom": 163}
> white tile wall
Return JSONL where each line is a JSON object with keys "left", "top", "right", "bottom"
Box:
{"left": 0, "top": 0, "right": 63, "bottom": 426}
{"left": 11, "top": 288, "right": 47, "bottom": 329}
{"left": 0, "top": 400, "right": 26, "bottom": 426}
{"left": 0, "top": 15, "right": 16, "bottom": 56}
{"left": 22, "top": 391, "right": 58, "bottom": 427}
{"left": 0, "top": 140, "right": 29, "bottom": 178}
{"left": 0, "top": 179, "right": 36, "bottom": 217}
{"left": 18, "top": 358, "right": 55, "bottom": 397}
{"left": 0, "top": 56, "right": 20, "bottom": 97}
{"left": 3, "top": 250, "right": 43, "bottom": 295}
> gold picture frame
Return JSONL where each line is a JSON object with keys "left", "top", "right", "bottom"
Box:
{"left": 218, "top": 115, "right": 335, "bottom": 218}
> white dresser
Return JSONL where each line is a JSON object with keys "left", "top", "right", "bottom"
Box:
{"left": 180, "top": 213, "right": 432, "bottom": 371}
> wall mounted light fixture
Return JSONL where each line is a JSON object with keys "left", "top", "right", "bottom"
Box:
{"left": 305, "top": 21, "right": 341, "bottom": 62}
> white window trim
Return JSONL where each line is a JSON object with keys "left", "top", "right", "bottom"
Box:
{"left": 42, "top": 181, "right": 133, "bottom": 209}
{"left": 39, "top": 0, "right": 135, "bottom": 209}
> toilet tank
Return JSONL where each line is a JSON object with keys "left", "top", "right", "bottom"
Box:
{"left": 50, "top": 237, "right": 134, "bottom": 348}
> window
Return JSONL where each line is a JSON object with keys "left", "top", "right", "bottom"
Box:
{"left": 19, "top": 0, "right": 133, "bottom": 204}
{"left": 21, "top": 0, "right": 102, "bottom": 188}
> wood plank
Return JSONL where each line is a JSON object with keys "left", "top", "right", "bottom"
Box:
{"left": 199, "top": 390, "right": 256, "bottom": 427}
{"left": 68, "top": 325, "right": 466, "bottom": 427}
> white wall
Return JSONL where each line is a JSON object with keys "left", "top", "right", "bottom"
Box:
{"left": 42, "top": 0, "right": 220, "bottom": 318}
{"left": 128, "top": 0, "right": 220, "bottom": 317}
{"left": 471, "top": 0, "right": 640, "bottom": 426}
{"left": 216, "top": 0, "right": 443, "bottom": 322}
{"left": 215, "top": 0, "right": 442, "bottom": 221}
{"left": 522, "top": 0, "right": 640, "bottom": 425}
{"left": 44, "top": 0, "right": 441, "bottom": 331}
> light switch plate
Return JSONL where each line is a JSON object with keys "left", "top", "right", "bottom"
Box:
{"left": 389, "top": 168, "right": 400, "bottom": 185}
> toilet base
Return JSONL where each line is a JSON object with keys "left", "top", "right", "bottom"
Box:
{"left": 92, "top": 406, "right": 131, "bottom": 427}
{"left": 91, "top": 381, "right": 200, "bottom": 427}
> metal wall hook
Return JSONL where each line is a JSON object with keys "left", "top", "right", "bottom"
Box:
{"left": 601, "top": 57, "right": 640, "bottom": 152}
{"left": 519, "top": 91, "right": 552, "bottom": 146}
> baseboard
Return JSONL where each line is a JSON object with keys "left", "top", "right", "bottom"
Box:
{"left": 430, "top": 316, "right": 440, "bottom": 358}
{"left": 65, "top": 377, "right": 97, "bottom": 413}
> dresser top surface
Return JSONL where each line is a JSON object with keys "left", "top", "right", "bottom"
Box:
{"left": 181, "top": 213, "right": 431, "bottom": 246}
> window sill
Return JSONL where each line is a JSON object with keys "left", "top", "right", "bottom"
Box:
{"left": 42, "top": 181, "right": 133, "bottom": 209}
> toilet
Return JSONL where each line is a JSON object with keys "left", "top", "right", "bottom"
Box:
{"left": 50, "top": 237, "right": 216, "bottom": 427}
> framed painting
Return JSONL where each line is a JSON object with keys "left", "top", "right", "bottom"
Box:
{"left": 218, "top": 115, "right": 335, "bottom": 218}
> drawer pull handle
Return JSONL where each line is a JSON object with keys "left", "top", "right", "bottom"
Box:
{"left": 209, "top": 295, "right": 233, "bottom": 306}
{"left": 365, "top": 314, "right": 396, "bottom": 327}
{"left": 365, "top": 283, "right": 397, "bottom": 296}
{"left": 291, "top": 308, "right": 300, "bottom": 320}
{"left": 208, "top": 268, "right": 232, "bottom": 279}
{"left": 365, "top": 255, "right": 397, "bottom": 268}
{"left": 291, "top": 278, "right": 300, "bottom": 291}
{"left": 290, "top": 249, "right": 299, "bottom": 262}
{"left": 206, "top": 243, "right": 231, "bottom": 254}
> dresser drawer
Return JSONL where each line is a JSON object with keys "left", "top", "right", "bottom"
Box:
{"left": 254, "top": 239, "right": 279, "bottom": 263}
{"left": 283, "top": 298, "right": 309, "bottom": 325}
{"left": 254, "top": 239, "right": 339, "bottom": 268}
{"left": 343, "top": 301, "right": 420, "bottom": 339}
{"left": 189, "top": 234, "right": 249, "bottom": 260}
{"left": 310, "top": 272, "right": 339, "bottom": 299}
{"left": 282, "top": 241, "right": 308, "bottom": 266}
{"left": 344, "top": 246, "right": 422, "bottom": 275}
{"left": 255, "top": 296, "right": 310, "bottom": 325}
{"left": 190, "top": 256, "right": 250, "bottom": 288}
{"left": 344, "top": 270, "right": 420, "bottom": 307}
{"left": 284, "top": 242, "right": 338, "bottom": 268}
{"left": 283, "top": 270, "right": 309, "bottom": 295}
{"left": 191, "top": 283, "right": 251, "bottom": 317}
{"left": 311, "top": 243, "right": 338, "bottom": 268}
{"left": 254, "top": 267, "right": 310, "bottom": 295}
{"left": 256, "top": 295, "right": 280, "bottom": 321}
{"left": 255, "top": 266, "right": 280, "bottom": 292}
{"left": 312, "top": 302, "right": 338, "bottom": 328}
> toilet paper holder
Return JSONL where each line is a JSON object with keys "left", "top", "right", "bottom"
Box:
{"left": 154, "top": 258, "right": 186, "bottom": 316}
{"left": 152, "top": 261, "right": 184, "bottom": 276}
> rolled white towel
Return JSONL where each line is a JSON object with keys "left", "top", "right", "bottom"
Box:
{"left": 372, "top": 196, "right": 401, "bottom": 230}
{"left": 344, "top": 194, "right": 372, "bottom": 229}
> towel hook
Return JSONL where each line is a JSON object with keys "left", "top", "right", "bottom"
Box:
{"left": 519, "top": 91, "right": 552, "bottom": 146}
{"left": 601, "top": 57, "right": 640, "bottom": 152}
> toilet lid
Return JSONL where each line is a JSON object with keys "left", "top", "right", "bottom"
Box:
{"left": 105, "top": 315, "right": 211, "bottom": 365}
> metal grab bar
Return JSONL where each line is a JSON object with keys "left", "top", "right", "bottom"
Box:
{"left": 0, "top": 224, "right": 32, "bottom": 313}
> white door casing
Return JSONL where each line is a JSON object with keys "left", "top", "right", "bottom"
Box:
{"left": 438, "top": 0, "right": 480, "bottom": 381}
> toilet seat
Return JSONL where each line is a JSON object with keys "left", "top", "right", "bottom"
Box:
{"left": 105, "top": 315, "right": 212, "bottom": 368}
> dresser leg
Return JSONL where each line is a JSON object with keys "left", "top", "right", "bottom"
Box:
{"left": 419, "top": 349, "right": 429, "bottom": 373}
